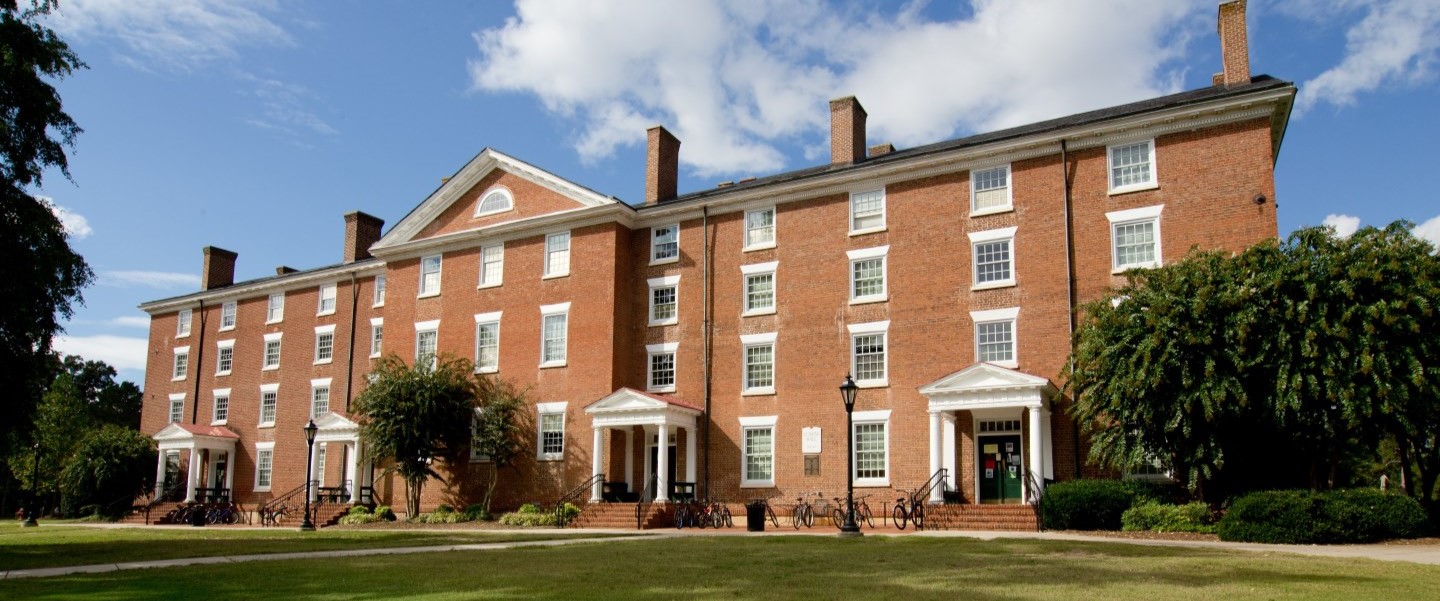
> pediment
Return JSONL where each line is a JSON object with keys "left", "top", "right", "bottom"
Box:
{"left": 313, "top": 411, "right": 359, "bottom": 431}
{"left": 586, "top": 388, "right": 702, "bottom": 415}
{"left": 918, "top": 362, "right": 1053, "bottom": 395}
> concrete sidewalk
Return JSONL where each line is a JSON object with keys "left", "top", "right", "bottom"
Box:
{"left": 917, "top": 530, "right": 1440, "bottom": 566}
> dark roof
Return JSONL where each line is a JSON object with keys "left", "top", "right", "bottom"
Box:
{"left": 646, "top": 76, "right": 1294, "bottom": 209}
{"left": 139, "top": 257, "right": 382, "bottom": 309}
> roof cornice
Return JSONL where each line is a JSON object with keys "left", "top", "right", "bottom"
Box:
{"left": 138, "top": 261, "right": 385, "bottom": 314}
{"left": 369, "top": 203, "right": 637, "bottom": 260}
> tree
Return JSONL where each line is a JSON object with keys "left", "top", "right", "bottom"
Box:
{"left": 58, "top": 425, "right": 156, "bottom": 518}
{"left": 53, "top": 354, "right": 143, "bottom": 429}
{"left": 9, "top": 369, "right": 92, "bottom": 506}
{"left": 354, "top": 354, "right": 478, "bottom": 518}
{"left": 471, "top": 375, "right": 530, "bottom": 514}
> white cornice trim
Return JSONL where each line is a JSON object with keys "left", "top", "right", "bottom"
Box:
{"left": 138, "top": 261, "right": 384, "bottom": 314}
{"left": 370, "top": 204, "right": 636, "bottom": 260}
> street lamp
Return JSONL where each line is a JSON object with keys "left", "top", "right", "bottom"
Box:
{"left": 300, "top": 419, "right": 318, "bottom": 532}
{"left": 22, "top": 442, "right": 40, "bottom": 528}
{"left": 838, "top": 374, "right": 862, "bottom": 537}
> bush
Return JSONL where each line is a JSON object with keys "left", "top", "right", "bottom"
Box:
{"left": 498, "top": 510, "right": 557, "bottom": 527}
{"left": 58, "top": 425, "right": 157, "bottom": 519}
{"left": 517, "top": 503, "right": 541, "bottom": 514}
{"left": 373, "top": 505, "right": 396, "bottom": 521}
{"left": 1041, "top": 479, "right": 1161, "bottom": 530}
{"left": 347, "top": 506, "right": 372, "bottom": 516}
{"left": 554, "top": 502, "right": 581, "bottom": 525}
{"left": 1218, "top": 489, "right": 1428, "bottom": 544}
{"left": 1121, "top": 502, "right": 1216, "bottom": 533}
{"left": 464, "top": 503, "right": 491, "bottom": 521}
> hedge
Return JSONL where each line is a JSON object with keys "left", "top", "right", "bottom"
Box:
{"left": 1041, "top": 479, "right": 1162, "bottom": 530}
{"left": 1218, "top": 489, "right": 1427, "bottom": 544}
{"left": 1121, "top": 502, "right": 1216, "bottom": 533}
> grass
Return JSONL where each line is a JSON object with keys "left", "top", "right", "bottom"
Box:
{"left": 3, "top": 534, "right": 1440, "bottom": 600}
{"left": 0, "top": 520, "right": 627, "bottom": 571}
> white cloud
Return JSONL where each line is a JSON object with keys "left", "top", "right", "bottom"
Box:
{"left": 1292, "top": 0, "right": 1440, "bottom": 114}
{"left": 1413, "top": 214, "right": 1440, "bottom": 249}
{"left": 108, "top": 315, "right": 152, "bottom": 328}
{"left": 239, "top": 73, "right": 340, "bottom": 140}
{"left": 1323, "top": 213, "right": 1362, "bottom": 238}
{"left": 470, "top": 0, "right": 1206, "bottom": 178}
{"left": 47, "top": 0, "right": 292, "bottom": 72}
{"left": 99, "top": 270, "right": 200, "bottom": 290}
{"left": 53, "top": 334, "right": 148, "bottom": 372}
{"left": 37, "top": 196, "right": 93, "bottom": 239}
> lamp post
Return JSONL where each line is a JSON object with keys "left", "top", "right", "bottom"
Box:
{"left": 838, "top": 374, "right": 862, "bottom": 537}
{"left": 22, "top": 442, "right": 40, "bottom": 527}
{"left": 300, "top": 419, "right": 318, "bottom": 532}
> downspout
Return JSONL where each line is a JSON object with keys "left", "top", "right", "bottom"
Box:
{"left": 701, "top": 206, "right": 712, "bottom": 499}
{"left": 344, "top": 272, "right": 359, "bottom": 412}
{"left": 1060, "top": 140, "right": 1082, "bottom": 480}
{"left": 191, "top": 299, "right": 206, "bottom": 424}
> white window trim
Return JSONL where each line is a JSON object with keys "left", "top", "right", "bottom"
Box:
{"left": 847, "top": 320, "right": 890, "bottom": 388}
{"left": 373, "top": 275, "right": 387, "bottom": 307}
{"left": 646, "top": 342, "right": 679, "bottom": 393}
{"left": 471, "top": 407, "right": 492, "bottom": 463}
{"left": 369, "top": 317, "right": 383, "bottom": 358}
{"left": 743, "top": 207, "right": 777, "bottom": 252}
{"left": 740, "top": 261, "right": 778, "bottom": 317}
{"left": 211, "top": 388, "right": 230, "bottom": 426}
{"left": 474, "top": 311, "right": 502, "bottom": 374}
{"left": 739, "top": 415, "right": 779, "bottom": 488}
{"left": 848, "top": 188, "right": 887, "bottom": 235}
{"left": 969, "top": 226, "right": 1018, "bottom": 290}
{"left": 1107, "top": 139, "right": 1159, "bottom": 195}
{"left": 313, "top": 324, "right": 337, "bottom": 365}
{"left": 650, "top": 224, "right": 680, "bottom": 265}
{"left": 254, "top": 441, "right": 275, "bottom": 492}
{"left": 536, "top": 401, "right": 568, "bottom": 461}
{"left": 543, "top": 231, "right": 571, "bottom": 279}
{"left": 215, "top": 339, "right": 235, "bottom": 376}
{"left": 647, "top": 275, "right": 680, "bottom": 327}
{"left": 266, "top": 293, "right": 284, "bottom": 325}
{"left": 418, "top": 255, "right": 443, "bottom": 298}
{"left": 258, "top": 383, "right": 280, "bottom": 428}
{"left": 176, "top": 309, "right": 192, "bottom": 338}
{"left": 539, "top": 302, "right": 570, "bottom": 368}
{"left": 741, "top": 332, "right": 777, "bottom": 396}
{"left": 414, "top": 319, "right": 440, "bottom": 367}
{"left": 847, "top": 245, "right": 889, "bottom": 305}
{"left": 218, "top": 301, "right": 237, "bottom": 332}
{"left": 316, "top": 283, "right": 338, "bottom": 316}
{"left": 971, "top": 307, "right": 1020, "bottom": 369}
{"left": 852, "top": 409, "right": 892, "bottom": 487}
{"left": 172, "top": 346, "right": 190, "bottom": 381}
{"left": 474, "top": 187, "right": 515, "bottom": 218}
{"left": 969, "top": 163, "right": 1014, "bottom": 216}
{"left": 477, "top": 242, "right": 505, "bottom": 289}
{"left": 310, "top": 377, "right": 333, "bottom": 418}
{"left": 167, "top": 393, "right": 185, "bottom": 423}
{"left": 262, "top": 332, "right": 282, "bottom": 371}
{"left": 1107, "top": 204, "right": 1165, "bottom": 272}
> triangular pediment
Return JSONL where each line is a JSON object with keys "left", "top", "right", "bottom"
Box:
{"left": 314, "top": 411, "right": 359, "bottom": 431}
{"left": 586, "top": 388, "right": 701, "bottom": 415}
{"left": 918, "top": 363, "right": 1053, "bottom": 396}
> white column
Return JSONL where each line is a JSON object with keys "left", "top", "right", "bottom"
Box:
{"left": 623, "top": 428, "right": 634, "bottom": 489}
{"left": 154, "top": 451, "right": 168, "bottom": 499}
{"left": 223, "top": 450, "right": 236, "bottom": 497}
{"left": 184, "top": 448, "right": 201, "bottom": 502}
{"left": 308, "top": 441, "right": 320, "bottom": 502}
{"left": 929, "top": 411, "right": 944, "bottom": 504}
{"left": 655, "top": 423, "right": 671, "bottom": 503}
{"left": 684, "top": 426, "right": 697, "bottom": 485}
{"left": 591, "top": 426, "right": 605, "bottom": 502}
{"left": 942, "top": 413, "right": 957, "bottom": 491}
{"left": 1028, "top": 406, "right": 1046, "bottom": 503}
{"left": 642, "top": 425, "right": 655, "bottom": 499}
{"left": 348, "top": 440, "right": 362, "bottom": 504}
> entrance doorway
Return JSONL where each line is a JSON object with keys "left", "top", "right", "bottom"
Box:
{"left": 210, "top": 452, "right": 228, "bottom": 489}
{"left": 978, "top": 434, "right": 1023, "bottom": 504}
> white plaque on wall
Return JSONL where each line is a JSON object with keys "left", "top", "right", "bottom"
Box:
{"left": 802, "top": 427, "right": 822, "bottom": 454}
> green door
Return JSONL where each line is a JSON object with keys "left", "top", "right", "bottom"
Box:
{"left": 978, "top": 435, "right": 1024, "bottom": 503}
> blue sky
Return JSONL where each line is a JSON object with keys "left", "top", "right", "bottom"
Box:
{"left": 33, "top": 0, "right": 1440, "bottom": 384}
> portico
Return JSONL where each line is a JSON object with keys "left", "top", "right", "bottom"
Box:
{"left": 310, "top": 412, "right": 367, "bottom": 504}
{"left": 152, "top": 423, "right": 240, "bottom": 503}
{"left": 584, "top": 388, "right": 702, "bottom": 503}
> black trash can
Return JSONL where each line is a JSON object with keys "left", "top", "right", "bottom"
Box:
{"left": 745, "top": 501, "right": 766, "bottom": 532}
{"left": 190, "top": 506, "right": 206, "bottom": 527}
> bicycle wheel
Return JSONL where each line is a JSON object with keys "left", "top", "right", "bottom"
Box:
{"left": 832, "top": 507, "right": 845, "bottom": 529}
{"left": 766, "top": 505, "right": 778, "bottom": 527}
{"left": 860, "top": 504, "right": 875, "bottom": 529}
{"left": 802, "top": 505, "right": 815, "bottom": 528}
{"left": 892, "top": 505, "right": 908, "bottom": 530}
{"left": 721, "top": 506, "right": 733, "bottom": 528}
{"left": 912, "top": 503, "right": 926, "bottom": 530}
{"left": 674, "top": 506, "right": 687, "bottom": 529}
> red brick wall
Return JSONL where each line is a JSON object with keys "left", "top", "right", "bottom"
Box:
{"left": 415, "top": 170, "right": 590, "bottom": 240}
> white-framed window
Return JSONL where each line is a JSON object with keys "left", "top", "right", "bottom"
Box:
{"left": 478, "top": 243, "right": 504, "bottom": 289}
{"left": 314, "top": 324, "right": 336, "bottom": 365}
{"left": 176, "top": 309, "right": 192, "bottom": 338}
{"left": 647, "top": 276, "right": 679, "bottom": 326}
{"left": 212, "top": 389, "right": 230, "bottom": 425}
{"left": 369, "top": 318, "right": 383, "bottom": 358}
{"left": 972, "top": 307, "right": 1019, "bottom": 368}
{"left": 317, "top": 283, "right": 337, "bottom": 316}
{"left": 849, "top": 188, "right": 886, "bottom": 234}
{"left": 418, "top": 255, "right": 442, "bottom": 297}
{"left": 970, "top": 164, "right": 1013, "bottom": 215}
{"left": 544, "top": 231, "right": 570, "bottom": 278}
{"left": 254, "top": 442, "right": 275, "bottom": 491}
{"left": 172, "top": 346, "right": 189, "bottom": 381}
{"left": 540, "top": 303, "right": 569, "bottom": 367}
{"left": 415, "top": 319, "right": 439, "bottom": 369}
{"left": 316, "top": 446, "right": 327, "bottom": 486}
{"left": 167, "top": 393, "right": 185, "bottom": 423}
{"left": 847, "top": 246, "right": 889, "bottom": 304}
{"left": 259, "top": 384, "right": 279, "bottom": 427}
{"left": 740, "top": 415, "right": 777, "bottom": 487}
{"left": 1108, "top": 139, "right": 1157, "bottom": 194}
{"left": 744, "top": 207, "right": 776, "bottom": 251}
{"left": 852, "top": 410, "right": 891, "bottom": 486}
{"left": 741, "top": 332, "right": 777, "bottom": 395}
{"left": 848, "top": 321, "right": 889, "bottom": 388}
{"left": 651, "top": 224, "right": 679, "bottom": 264}
{"left": 470, "top": 408, "right": 491, "bottom": 463}
{"left": 1107, "top": 205, "right": 1164, "bottom": 271}
{"left": 311, "top": 378, "right": 332, "bottom": 417}
{"left": 219, "top": 301, "right": 237, "bottom": 331}
{"left": 741, "top": 262, "right": 777, "bottom": 316}
{"left": 646, "top": 342, "right": 677, "bottom": 393}
{"left": 262, "top": 333, "right": 282, "bottom": 370}
{"left": 537, "top": 402, "right": 567, "bottom": 461}
{"left": 216, "top": 340, "right": 235, "bottom": 376}
{"left": 475, "top": 188, "right": 514, "bottom": 217}
{"left": 474, "top": 311, "right": 501, "bottom": 373}
{"left": 266, "top": 293, "right": 284, "bottom": 324}
{"left": 373, "top": 275, "right": 387, "bottom": 307}
{"left": 969, "top": 226, "right": 1017, "bottom": 289}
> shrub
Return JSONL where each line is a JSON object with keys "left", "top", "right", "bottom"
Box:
{"left": 339, "top": 512, "right": 380, "bottom": 525}
{"left": 373, "top": 506, "right": 396, "bottom": 521}
{"left": 554, "top": 502, "right": 581, "bottom": 525}
{"left": 58, "top": 425, "right": 157, "bottom": 519}
{"left": 347, "top": 506, "right": 372, "bottom": 516}
{"left": 1218, "top": 489, "right": 1428, "bottom": 544}
{"left": 464, "top": 503, "right": 491, "bottom": 521}
{"left": 517, "top": 503, "right": 541, "bottom": 514}
{"left": 499, "top": 503, "right": 559, "bottom": 527}
{"left": 1121, "top": 502, "right": 1216, "bottom": 533}
{"left": 1041, "top": 479, "right": 1161, "bottom": 530}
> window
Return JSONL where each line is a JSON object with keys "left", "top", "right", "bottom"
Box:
{"left": 853, "top": 411, "right": 891, "bottom": 486}
{"left": 212, "top": 389, "right": 230, "bottom": 424}
{"left": 317, "top": 283, "right": 337, "bottom": 315}
{"left": 314, "top": 325, "right": 335, "bottom": 364}
{"left": 263, "top": 333, "right": 282, "bottom": 370}
{"left": 219, "top": 301, "right": 237, "bottom": 330}
{"left": 744, "top": 208, "right": 776, "bottom": 250}
{"left": 478, "top": 243, "right": 504, "bottom": 288}
{"left": 369, "top": 318, "right": 383, "bottom": 358}
{"left": 540, "top": 303, "right": 569, "bottom": 367}
{"left": 647, "top": 276, "right": 679, "bottom": 326}
{"left": 1107, "top": 205, "right": 1164, "bottom": 271}
{"left": 259, "top": 384, "right": 279, "bottom": 427}
{"left": 316, "top": 446, "right": 327, "bottom": 486}
{"left": 255, "top": 443, "right": 275, "bottom": 491}
{"left": 474, "top": 311, "right": 501, "bottom": 373}
{"left": 373, "top": 275, "right": 386, "bottom": 307}
{"left": 742, "top": 332, "right": 777, "bottom": 395}
{"left": 415, "top": 320, "right": 439, "bottom": 369}
{"left": 537, "top": 402, "right": 567, "bottom": 461}
{"left": 971, "top": 165, "right": 1012, "bottom": 214}
{"left": 972, "top": 307, "right": 1019, "bottom": 368}
{"left": 847, "top": 246, "right": 889, "bottom": 303}
{"left": 419, "top": 255, "right": 442, "bottom": 297}
{"left": 311, "top": 378, "right": 331, "bottom": 417}
{"left": 216, "top": 340, "right": 234, "bottom": 376}
{"left": 1108, "top": 139, "right": 1157, "bottom": 193}
{"left": 740, "top": 416, "right": 777, "bottom": 487}
{"left": 741, "top": 262, "right": 777, "bottom": 316}
{"left": 168, "top": 394, "right": 185, "bottom": 423}
{"left": 651, "top": 224, "right": 679, "bottom": 263}
{"left": 969, "top": 227, "right": 1017, "bottom": 289}
{"left": 647, "top": 342, "right": 677, "bottom": 393}
{"left": 172, "top": 347, "right": 189, "bottom": 381}
{"left": 849, "top": 189, "right": 885, "bottom": 233}
{"left": 470, "top": 409, "right": 491, "bottom": 462}
{"left": 849, "top": 321, "right": 889, "bottom": 387}
{"left": 475, "top": 188, "right": 514, "bottom": 216}
{"left": 267, "top": 293, "right": 284, "bottom": 324}
{"left": 176, "top": 309, "right": 192, "bottom": 337}
{"left": 544, "top": 231, "right": 570, "bottom": 277}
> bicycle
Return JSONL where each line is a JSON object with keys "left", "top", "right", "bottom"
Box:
{"left": 831, "top": 494, "right": 875, "bottom": 529}
{"left": 791, "top": 492, "right": 814, "bottom": 529}
{"left": 762, "top": 499, "right": 780, "bottom": 528}
{"left": 709, "top": 500, "right": 733, "bottom": 528}
{"left": 890, "top": 489, "right": 925, "bottom": 531}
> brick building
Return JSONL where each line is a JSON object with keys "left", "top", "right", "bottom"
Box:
{"left": 138, "top": 1, "right": 1294, "bottom": 522}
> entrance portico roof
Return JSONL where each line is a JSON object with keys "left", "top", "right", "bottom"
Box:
{"left": 312, "top": 411, "right": 361, "bottom": 443}
{"left": 918, "top": 362, "right": 1058, "bottom": 413}
{"left": 584, "top": 388, "right": 701, "bottom": 429}
{"left": 153, "top": 423, "right": 240, "bottom": 452}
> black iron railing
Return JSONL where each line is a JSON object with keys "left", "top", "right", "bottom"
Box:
{"left": 553, "top": 473, "right": 604, "bottom": 527}
{"left": 257, "top": 480, "right": 317, "bottom": 527}
{"left": 635, "top": 478, "right": 657, "bottom": 530}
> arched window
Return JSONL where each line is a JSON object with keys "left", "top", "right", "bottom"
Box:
{"left": 475, "top": 189, "right": 513, "bottom": 216}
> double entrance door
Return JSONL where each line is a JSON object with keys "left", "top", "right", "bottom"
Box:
{"left": 978, "top": 434, "right": 1023, "bottom": 503}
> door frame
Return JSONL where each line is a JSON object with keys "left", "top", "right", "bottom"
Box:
{"left": 971, "top": 413, "right": 1025, "bottom": 504}
{"left": 642, "top": 430, "right": 678, "bottom": 500}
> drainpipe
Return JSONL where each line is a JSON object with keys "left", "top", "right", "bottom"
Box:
{"left": 1060, "top": 140, "right": 1082, "bottom": 480}
{"left": 344, "top": 272, "right": 359, "bottom": 412}
{"left": 701, "top": 206, "right": 712, "bottom": 499}
{"left": 191, "top": 299, "right": 206, "bottom": 424}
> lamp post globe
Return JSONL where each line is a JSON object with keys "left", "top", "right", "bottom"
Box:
{"left": 838, "top": 374, "right": 862, "bottom": 537}
{"left": 300, "top": 419, "right": 319, "bottom": 532}
{"left": 22, "top": 442, "right": 40, "bottom": 527}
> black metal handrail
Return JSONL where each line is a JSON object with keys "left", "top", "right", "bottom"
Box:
{"left": 635, "top": 477, "right": 657, "bottom": 530}
{"left": 553, "top": 473, "right": 604, "bottom": 527}
{"left": 256, "top": 480, "right": 317, "bottom": 527}
{"left": 910, "top": 468, "right": 949, "bottom": 506}
{"left": 136, "top": 481, "right": 186, "bottom": 524}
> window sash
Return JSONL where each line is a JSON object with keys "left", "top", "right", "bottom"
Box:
{"left": 854, "top": 422, "right": 887, "bottom": 480}
{"left": 545, "top": 232, "right": 570, "bottom": 276}
{"left": 169, "top": 398, "right": 184, "bottom": 423}
{"left": 540, "top": 413, "right": 564, "bottom": 456}
{"left": 851, "top": 258, "right": 885, "bottom": 299}
{"left": 479, "top": 245, "right": 504, "bottom": 286}
{"left": 260, "top": 392, "right": 277, "bottom": 425}
{"left": 311, "top": 386, "right": 330, "bottom": 417}
{"left": 316, "top": 332, "right": 334, "bottom": 362}
{"left": 649, "top": 352, "right": 675, "bottom": 389}
{"left": 745, "top": 273, "right": 774, "bottom": 311}
{"left": 177, "top": 310, "right": 192, "bottom": 336}
{"left": 371, "top": 324, "right": 383, "bottom": 356}
{"left": 476, "top": 322, "right": 499, "bottom": 370}
{"left": 173, "top": 352, "right": 188, "bottom": 379}
{"left": 220, "top": 302, "right": 236, "bottom": 329}
{"left": 652, "top": 226, "right": 678, "bottom": 261}
{"left": 416, "top": 330, "right": 438, "bottom": 366}
{"left": 744, "top": 344, "right": 774, "bottom": 390}
{"left": 318, "top": 284, "right": 337, "bottom": 314}
{"left": 853, "top": 333, "right": 886, "bottom": 382}
{"left": 850, "top": 190, "right": 884, "bottom": 231}
{"left": 1111, "top": 142, "right": 1153, "bottom": 188}
{"left": 478, "top": 190, "right": 512, "bottom": 214}
{"left": 651, "top": 286, "right": 677, "bottom": 322}
{"left": 214, "top": 395, "right": 228, "bottom": 423}
{"left": 977, "top": 321, "right": 1015, "bottom": 363}
{"left": 267, "top": 294, "right": 284, "bottom": 322}
{"left": 256, "top": 450, "right": 273, "bottom": 488}
{"left": 420, "top": 256, "right": 442, "bottom": 295}
{"left": 264, "top": 341, "right": 281, "bottom": 368}
{"left": 1114, "top": 221, "right": 1157, "bottom": 268}
{"left": 374, "top": 276, "right": 387, "bottom": 306}
{"left": 974, "top": 240, "right": 1013, "bottom": 283}
{"left": 542, "top": 314, "right": 567, "bottom": 363}
{"left": 744, "top": 427, "right": 774, "bottom": 482}
{"left": 216, "top": 347, "right": 233, "bottom": 374}
{"left": 745, "top": 209, "right": 775, "bottom": 247}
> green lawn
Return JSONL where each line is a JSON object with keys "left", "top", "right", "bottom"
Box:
{"left": 4, "top": 534, "right": 1440, "bottom": 600}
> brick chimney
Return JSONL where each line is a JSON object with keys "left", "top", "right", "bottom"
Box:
{"left": 343, "top": 211, "right": 385, "bottom": 263}
{"left": 868, "top": 143, "right": 895, "bottom": 158}
{"left": 201, "top": 246, "right": 237, "bottom": 291}
{"left": 1214, "top": 0, "right": 1250, "bottom": 87}
{"left": 830, "top": 96, "right": 867, "bottom": 165}
{"left": 645, "top": 126, "right": 680, "bottom": 205}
